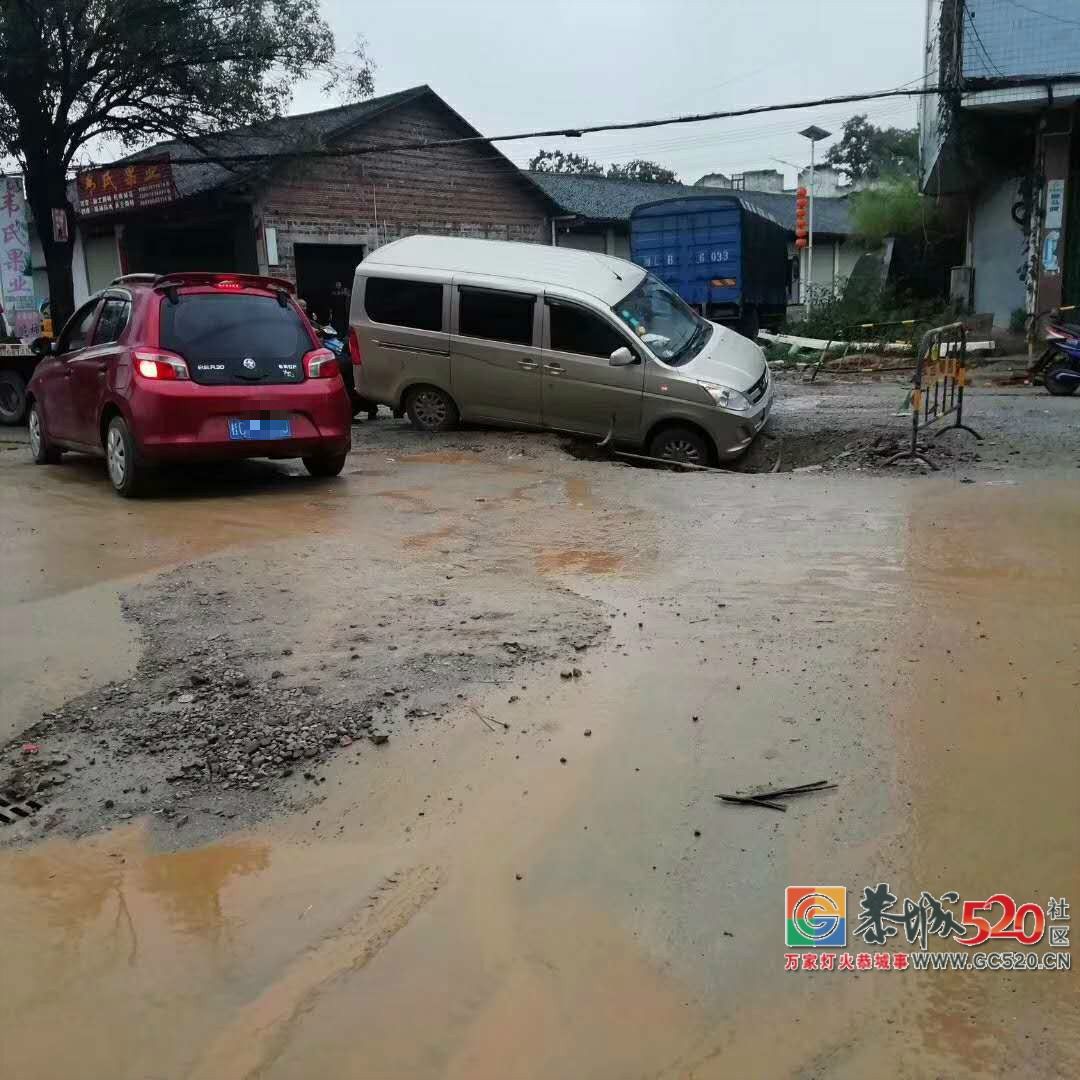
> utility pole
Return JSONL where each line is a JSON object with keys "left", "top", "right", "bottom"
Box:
{"left": 799, "top": 125, "right": 831, "bottom": 306}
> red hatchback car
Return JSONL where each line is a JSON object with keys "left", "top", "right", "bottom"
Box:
{"left": 27, "top": 272, "right": 352, "bottom": 496}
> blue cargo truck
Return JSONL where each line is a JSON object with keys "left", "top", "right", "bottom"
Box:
{"left": 630, "top": 195, "right": 789, "bottom": 339}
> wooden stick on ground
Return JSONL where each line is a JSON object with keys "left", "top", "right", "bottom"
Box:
{"left": 716, "top": 794, "right": 787, "bottom": 811}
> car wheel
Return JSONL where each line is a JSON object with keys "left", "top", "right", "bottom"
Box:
{"left": 405, "top": 386, "right": 459, "bottom": 432}
{"left": 648, "top": 426, "right": 711, "bottom": 466}
{"left": 303, "top": 451, "right": 347, "bottom": 477}
{"left": 28, "top": 401, "right": 62, "bottom": 464}
{"left": 0, "top": 369, "right": 28, "bottom": 426}
{"left": 1043, "top": 360, "right": 1079, "bottom": 396}
{"left": 105, "top": 416, "right": 146, "bottom": 497}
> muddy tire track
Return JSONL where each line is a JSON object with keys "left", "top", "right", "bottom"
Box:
{"left": 187, "top": 864, "right": 445, "bottom": 1080}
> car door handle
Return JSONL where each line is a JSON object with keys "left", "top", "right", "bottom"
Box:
{"left": 544, "top": 363, "right": 565, "bottom": 375}
{"left": 518, "top": 358, "right": 538, "bottom": 370}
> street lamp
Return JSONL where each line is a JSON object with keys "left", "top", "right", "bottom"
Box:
{"left": 798, "top": 125, "right": 831, "bottom": 306}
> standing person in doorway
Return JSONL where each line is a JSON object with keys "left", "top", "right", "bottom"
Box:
{"left": 330, "top": 281, "right": 350, "bottom": 335}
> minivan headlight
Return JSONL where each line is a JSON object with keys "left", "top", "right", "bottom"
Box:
{"left": 698, "top": 381, "right": 750, "bottom": 412}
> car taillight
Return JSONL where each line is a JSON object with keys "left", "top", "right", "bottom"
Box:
{"left": 303, "top": 347, "right": 339, "bottom": 379}
{"left": 133, "top": 350, "right": 189, "bottom": 380}
{"left": 348, "top": 328, "right": 361, "bottom": 367}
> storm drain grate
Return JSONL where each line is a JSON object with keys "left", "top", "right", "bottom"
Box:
{"left": 0, "top": 794, "right": 43, "bottom": 825}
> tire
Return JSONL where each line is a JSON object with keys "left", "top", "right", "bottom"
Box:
{"left": 405, "top": 386, "right": 459, "bottom": 432}
{"left": 0, "top": 369, "right": 28, "bottom": 426}
{"left": 648, "top": 425, "right": 712, "bottom": 466}
{"left": 28, "top": 401, "right": 62, "bottom": 464}
{"left": 303, "top": 451, "right": 347, "bottom": 478}
{"left": 105, "top": 415, "right": 147, "bottom": 497}
{"left": 1043, "top": 360, "right": 1079, "bottom": 396}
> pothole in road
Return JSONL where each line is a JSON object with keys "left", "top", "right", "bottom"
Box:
{"left": 561, "top": 429, "right": 907, "bottom": 474}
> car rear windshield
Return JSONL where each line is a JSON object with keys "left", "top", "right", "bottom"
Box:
{"left": 160, "top": 292, "right": 313, "bottom": 385}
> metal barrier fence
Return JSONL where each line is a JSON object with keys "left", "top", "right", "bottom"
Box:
{"left": 886, "top": 322, "right": 981, "bottom": 470}
{"left": 809, "top": 319, "right": 925, "bottom": 382}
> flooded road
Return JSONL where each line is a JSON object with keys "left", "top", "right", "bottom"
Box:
{"left": 1, "top": 435, "right": 1078, "bottom": 1078}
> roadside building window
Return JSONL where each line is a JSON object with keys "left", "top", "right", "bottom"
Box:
{"left": 548, "top": 302, "right": 629, "bottom": 359}
{"left": 364, "top": 277, "right": 443, "bottom": 331}
{"left": 93, "top": 298, "right": 131, "bottom": 344}
{"left": 458, "top": 288, "right": 534, "bottom": 345}
{"left": 58, "top": 301, "right": 100, "bottom": 354}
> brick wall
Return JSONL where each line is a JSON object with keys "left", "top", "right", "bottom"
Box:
{"left": 256, "top": 95, "right": 552, "bottom": 283}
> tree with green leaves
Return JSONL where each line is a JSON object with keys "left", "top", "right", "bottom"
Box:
{"left": 850, "top": 179, "right": 934, "bottom": 244}
{"left": 529, "top": 149, "right": 679, "bottom": 185}
{"left": 824, "top": 115, "right": 919, "bottom": 183}
{"left": 528, "top": 149, "right": 605, "bottom": 176}
{"left": 606, "top": 159, "right": 679, "bottom": 185}
{"left": 0, "top": 0, "right": 372, "bottom": 327}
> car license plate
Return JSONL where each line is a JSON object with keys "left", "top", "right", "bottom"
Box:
{"left": 228, "top": 419, "right": 291, "bottom": 440}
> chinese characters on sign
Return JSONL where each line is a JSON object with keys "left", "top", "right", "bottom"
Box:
{"left": 76, "top": 160, "right": 178, "bottom": 216}
{"left": 0, "top": 175, "right": 40, "bottom": 340}
{"left": 783, "top": 884, "right": 1071, "bottom": 974}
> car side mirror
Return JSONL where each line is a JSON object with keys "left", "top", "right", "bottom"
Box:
{"left": 29, "top": 336, "right": 55, "bottom": 357}
{"left": 609, "top": 346, "right": 638, "bottom": 367}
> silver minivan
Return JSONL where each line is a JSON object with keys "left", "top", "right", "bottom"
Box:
{"left": 349, "top": 236, "right": 773, "bottom": 464}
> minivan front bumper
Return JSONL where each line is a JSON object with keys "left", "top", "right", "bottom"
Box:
{"left": 711, "top": 375, "right": 774, "bottom": 459}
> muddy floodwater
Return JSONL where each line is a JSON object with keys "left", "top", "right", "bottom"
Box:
{"left": 1, "top": 430, "right": 1078, "bottom": 1079}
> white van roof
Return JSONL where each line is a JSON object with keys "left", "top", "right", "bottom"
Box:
{"left": 360, "top": 235, "right": 645, "bottom": 306}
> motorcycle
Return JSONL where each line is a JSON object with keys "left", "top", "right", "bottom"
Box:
{"left": 316, "top": 324, "right": 382, "bottom": 419}
{"left": 1032, "top": 306, "right": 1080, "bottom": 396}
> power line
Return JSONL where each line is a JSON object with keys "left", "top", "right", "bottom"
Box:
{"left": 997, "top": 0, "right": 1080, "bottom": 29}
{"left": 79, "top": 72, "right": 1080, "bottom": 172}
{"left": 964, "top": 3, "right": 1007, "bottom": 78}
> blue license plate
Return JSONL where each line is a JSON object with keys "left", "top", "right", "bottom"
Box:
{"left": 228, "top": 419, "right": 291, "bottom": 441}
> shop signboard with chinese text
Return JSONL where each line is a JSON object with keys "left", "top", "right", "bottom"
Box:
{"left": 0, "top": 175, "right": 40, "bottom": 339}
{"left": 76, "top": 160, "right": 178, "bottom": 216}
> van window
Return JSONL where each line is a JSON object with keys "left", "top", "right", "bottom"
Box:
{"left": 458, "top": 288, "right": 534, "bottom": 346}
{"left": 364, "top": 277, "right": 443, "bottom": 331}
{"left": 548, "top": 302, "right": 629, "bottom": 359}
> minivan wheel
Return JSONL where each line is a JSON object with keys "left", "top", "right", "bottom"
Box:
{"left": 105, "top": 416, "right": 147, "bottom": 497}
{"left": 28, "top": 402, "right": 62, "bottom": 464}
{"left": 648, "top": 426, "right": 711, "bottom": 466}
{"left": 405, "top": 386, "right": 459, "bottom": 432}
{"left": 303, "top": 451, "right": 347, "bottom": 477}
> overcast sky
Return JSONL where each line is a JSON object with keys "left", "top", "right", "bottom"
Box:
{"left": 294, "top": 0, "right": 928, "bottom": 186}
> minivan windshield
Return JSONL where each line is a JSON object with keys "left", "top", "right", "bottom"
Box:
{"left": 612, "top": 273, "right": 707, "bottom": 366}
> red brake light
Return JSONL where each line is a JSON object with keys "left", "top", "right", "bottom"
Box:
{"left": 348, "top": 328, "right": 361, "bottom": 367}
{"left": 133, "top": 350, "right": 189, "bottom": 380}
{"left": 303, "top": 347, "right": 339, "bottom": 379}
{"left": 213, "top": 279, "right": 244, "bottom": 290}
